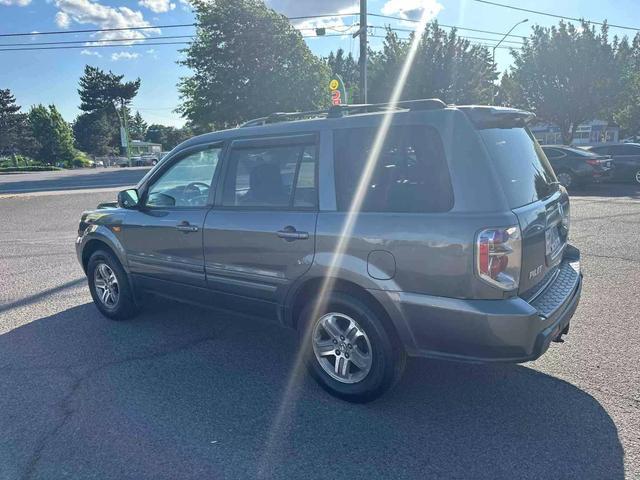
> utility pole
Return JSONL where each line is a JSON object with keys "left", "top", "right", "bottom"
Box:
{"left": 352, "top": 0, "right": 368, "bottom": 103}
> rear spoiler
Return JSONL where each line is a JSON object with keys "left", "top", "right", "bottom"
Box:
{"left": 457, "top": 106, "right": 536, "bottom": 129}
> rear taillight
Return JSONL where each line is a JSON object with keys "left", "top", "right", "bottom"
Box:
{"left": 586, "top": 159, "right": 599, "bottom": 166}
{"left": 476, "top": 226, "right": 522, "bottom": 290}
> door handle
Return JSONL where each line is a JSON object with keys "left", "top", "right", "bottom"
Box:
{"left": 277, "top": 226, "right": 309, "bottom": 241}
{"left": 176, "top": 222, "right": 199, "bottom": 233}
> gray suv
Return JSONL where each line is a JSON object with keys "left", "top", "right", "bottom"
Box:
{"left": 76, "top": 100, "right": 582, "bottom": 402}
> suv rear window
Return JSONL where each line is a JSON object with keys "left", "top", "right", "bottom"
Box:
{"left": 333, "top": 125, "right": 453, "bottom": 213}
{"left": 479, "top": 127, "right": 557, "bottom": 208}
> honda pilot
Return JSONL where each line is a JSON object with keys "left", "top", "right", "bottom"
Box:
{"left": 76, "top": 100, "right": 582, "bottom": 402}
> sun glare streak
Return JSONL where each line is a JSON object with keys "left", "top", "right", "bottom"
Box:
{"left": 257, "top": 11, "right": 431, "bottom": 478}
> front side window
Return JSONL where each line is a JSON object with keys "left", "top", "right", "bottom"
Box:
{"left": 146, "top": 147, "right": 221, "bottom": 208}
{"left": 333, "top": 125, "right": 453, "bottom": 213}
{"left": 222, "top": 142, "right": 318, "bottom": 208}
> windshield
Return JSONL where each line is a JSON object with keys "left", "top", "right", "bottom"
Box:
{"left": 479, "top": 127, "right": 558, "bottom": 208}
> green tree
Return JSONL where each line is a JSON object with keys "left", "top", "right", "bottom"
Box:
{"left": 506, "top": 21, "right": 617, "bottom": 144}
{"left": 368, "top": 23, "right": 497, "bottom": 104}
{"left": 77, "top": 65, "right": 141, "bottom": 154}
{"left": 327, "top": 48, "right": 360, "bottom": 102}
{"left": 129, "top": 111, "right": 148, "bottom": 140}
{"left": 0, "top": 89, "right": 34, "bottom": 157}
{"left": 613, "top": 33, "right": 640, "bottom": 138}
{"left": 29, "top": 105, "right": 76, "bottom": 165}
{"left": 178, "top": 0, "right": 330, "bottom": 130}
{"left": 73, "top": 110, "right": 118, "bottom": 156}
{"left": 79, "top": 65, "right": 141, "bottom": 113}
{"left": 145, "top": 124, "right": 192, "bottom": 150}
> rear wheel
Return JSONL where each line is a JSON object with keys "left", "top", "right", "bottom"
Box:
{"left": 556, "top": 171, "right": 575, "bottom": 189}
{"left": 299, "top": 292, "right": 406, "bottom": 403}
{"left": 87, "top": 249, "right": 138, "bottom": 320}
{"left": 634, "top": 169, "right": 640, "bottom": 184}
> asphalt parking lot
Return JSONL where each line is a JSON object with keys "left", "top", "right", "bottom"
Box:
{"left": 0, "top": 170, "right": 638, "bottom": 479}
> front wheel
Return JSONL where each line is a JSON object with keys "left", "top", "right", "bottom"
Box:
{"left": 87, "top": 249, "right": 138, "bottom": 320}
{"left": 299, "top": 293, "right": 406, "bottom": 403}
{"left": 634, "top": 169, "right": 640, "bottom": 184}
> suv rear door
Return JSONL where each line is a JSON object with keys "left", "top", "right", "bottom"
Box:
{"left": 477, "top": 125, "right": 568, "bottom": 297}
{"left": 203, "top": 133, "right": 319, "bottom": 308}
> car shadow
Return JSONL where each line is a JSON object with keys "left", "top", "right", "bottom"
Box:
{"left": 571, "top": 182, "right": 640, "bottom": 199}
{"left": 0, "top": 300, "right": 624, "bottom": 480}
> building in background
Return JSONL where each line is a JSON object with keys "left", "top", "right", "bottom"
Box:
{"left": 129, "top": 140, "right": 162, "bottom": 156}
{"left": 531, "top": 120, "right": 619, "bottom": 146}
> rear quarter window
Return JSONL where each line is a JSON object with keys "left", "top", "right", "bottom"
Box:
{"left": 333, "top": 125, "right": 453, "bottom": 213}
{"left": 479, "top": 127, "right": 557, "bottom": 208}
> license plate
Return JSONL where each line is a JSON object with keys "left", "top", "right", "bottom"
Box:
{"left": 546, "top": 226, "right": 562, "bottom": 257}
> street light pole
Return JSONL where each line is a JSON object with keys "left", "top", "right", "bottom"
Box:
{"left": 492, "top": 18, "right": 528, "bottom": 104}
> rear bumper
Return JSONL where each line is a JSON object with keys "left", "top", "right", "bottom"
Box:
{"left": 371, "top": 246, "right": 582, "bottom": 363}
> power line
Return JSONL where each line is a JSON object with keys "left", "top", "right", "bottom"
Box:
{"left": 0, "top": 23, "right": 195, "bottom": 38}
{"left": 0, "top": 33, "right": 357, "bottom": 52}
{"left": 0, "top": 41, "right": 191, "bottom": 52}
{"left": 368, "top": 34, "right": 514, "bottom": 49}
{"left": 371, "top": 25, "right": 524, "bottom": 45}
{"left": 472, "top": 0, "right": 640, "bottom": 33}
{"left": 0, "top": 13, "right": 359, "bottom": 38}
{"left": 0, "top": 35, "right": 194, "bottom": 48}
{"left": 368, "top": 13, "right": 527, "bottom": 39}
{"left": 0, "top": 25, "right": 357, "bottom": 48}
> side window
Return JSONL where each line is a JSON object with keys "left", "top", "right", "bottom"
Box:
{"left": 222, "top": 141, "right": 318, "bottom": 208}
{"left": 544, "top": 148, "right": 563, "bottom": 159}
{"left": 146, "top": 147, "right": 221, "bottom": 208}
{"left": 333, "top": 125, "right": 453, "bottom": 213}
{"left": 617, "top": 145, "right": 640, "bottom": 155}
{"left": 589, "top": 146, "right": 608, "bottom": 155}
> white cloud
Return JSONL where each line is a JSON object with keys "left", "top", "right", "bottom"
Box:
{"left": 138, "top": 0, "right": 175, "bottom": 13}
{"left": 55, "top": 11, "right": 71, "bottom": 28}
{"left": 381, "top": 0, "right": 443, "bottom": 22}
{"left": 111, "top": 51, "right": 140, "bottom": 61}
{"left": 52, "top": 0, "right": 159, "bottom": 43}
{"left": 0, "top": 0, "right": 31, "bottom": 5}
{"left": 265, "top": 0, "right": 357, "bottom": 18}
{"left": 80, "top": 49, "right": 102, "bottom": 57}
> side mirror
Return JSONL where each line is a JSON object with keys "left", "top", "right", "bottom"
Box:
{"left": 117, "top": 189, "right": 140, "bottom": 209}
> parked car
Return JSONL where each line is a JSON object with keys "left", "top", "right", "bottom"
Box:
{"left": 76, "top": 101, "right": 582, "bottom": 402}
{"left": 541, "top": 145, "right": 612, "bottom": 188}
{"left": 583, "top": 143, "right": 640, "bottom": 184}
{"left": 136, "top": 154, "right": 160, "bottom": 166}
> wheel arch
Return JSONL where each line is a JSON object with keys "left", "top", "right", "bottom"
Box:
{"left": 286, "top": 276, "right": 402, "bottom": 346}
{"left": 81, "top": 231, "right": 128, "bottom": 275}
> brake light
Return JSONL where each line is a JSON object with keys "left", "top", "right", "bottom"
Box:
{"left": 476, "top": 226, "right": 522, "bottom": 290}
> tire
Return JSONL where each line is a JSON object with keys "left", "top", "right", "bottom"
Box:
{"left": 151, "top": 160, "right": 158, "bottom": 166}
{"left": 298, "top": 292, "right": 406, "bottom": 403}
{"left": 87, "top": 249, "right": 139, "bottom": 321}
{"left": 556, "top": 170, "right": 575, "bottom": 189}
{"left": 634, "top": 169, "right": 640, "bottom": 185}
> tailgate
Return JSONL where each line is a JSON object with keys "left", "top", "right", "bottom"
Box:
{"left": 513, "top": 191, "right": 570, "bottom": 297}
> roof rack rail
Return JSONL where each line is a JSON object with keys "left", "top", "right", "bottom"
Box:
{"left": 240, "top": 98, "right": 447, "bottom": 128}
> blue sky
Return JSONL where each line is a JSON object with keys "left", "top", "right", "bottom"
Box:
{"left": 0, "top": 0, "right": 637, "bottom": 127}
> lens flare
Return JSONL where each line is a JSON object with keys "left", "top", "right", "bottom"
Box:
{"left": 257, "top": 12, "right": 432, "bottom": 477}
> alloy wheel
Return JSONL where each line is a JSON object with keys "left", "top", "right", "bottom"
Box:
{"left": 94, "top": 263, "right": 120, "bottom": 308}
{"left": 312, "top": 312, "right": 373, "bottom": 384}
{"left": 635, "top": 170, "right": 640, "bottom": 184}
{"left": 557, "top": 172, "right": 572, "bottom": 188}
